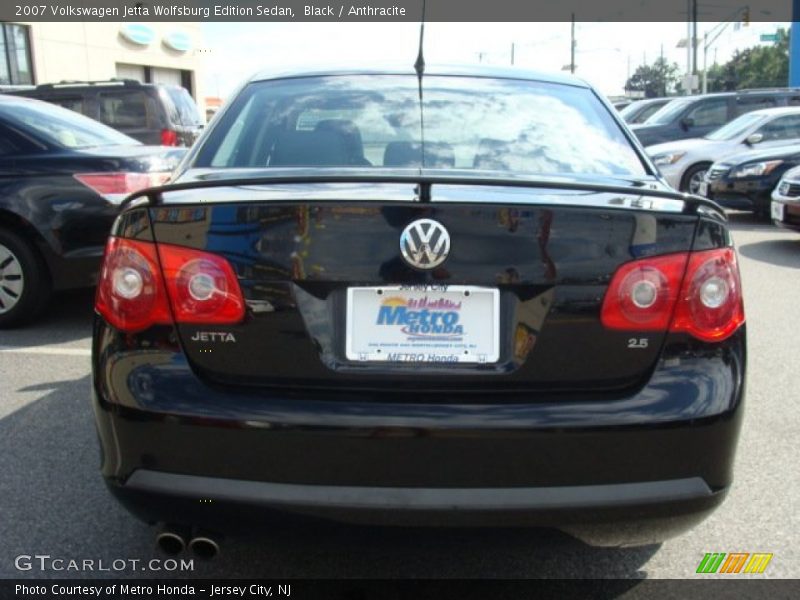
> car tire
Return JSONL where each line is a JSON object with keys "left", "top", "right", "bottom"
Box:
{"left": 680, "top": 163, "right": 712, "bottom": 194}
{"left": 753, "top": 198, "right": 771, "bottom": 221}
{"left": 0, "top": 227, "right": 51, "bottom": 328}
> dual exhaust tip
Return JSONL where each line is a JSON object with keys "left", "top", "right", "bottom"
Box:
{"left": 156, "top": 526, "right": 220, "bottom": 560}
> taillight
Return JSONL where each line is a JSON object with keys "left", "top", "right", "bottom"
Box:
{"left": 671, "top": 248, "right": 745, "bottom": 342}
{"left": 157, "top": 244, "right": 245, "bottom": 324}
{"left": 95, "top": 237, "right": 245, "bottom": 332}
{"left": 601, "top": 248, "right": 744, "bottom": 342}
{"left": 600, "top": 253, "right": 687, "bottom": 331}
{"left": 75, "top": 172, "right": 172, "bottom": 204}
{"left": 95, "top": 237, "right": 171, "bottom": 332}
{"left": 161, "top": 129, "right": 179, "bottom": 146}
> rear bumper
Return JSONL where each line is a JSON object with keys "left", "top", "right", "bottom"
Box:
{"left": 770, "top": 199, "right": 800, "bottom": 231}
{"left": 109, "top": 470, "right": 726, "bottom": 545}
{"left": 92, "top": 322, "right": 746, "bottom": 544}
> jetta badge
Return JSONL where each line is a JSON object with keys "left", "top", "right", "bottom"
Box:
{"left": 400, "top": 219, "right": 451, "bottom": 270}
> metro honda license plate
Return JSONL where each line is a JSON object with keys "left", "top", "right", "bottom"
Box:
{"left": 346, "top": 285, "right": 500, "bottom": 363}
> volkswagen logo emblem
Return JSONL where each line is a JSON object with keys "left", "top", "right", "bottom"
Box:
{"left": 399, "top": 219, "right": 451, "bottom": 270}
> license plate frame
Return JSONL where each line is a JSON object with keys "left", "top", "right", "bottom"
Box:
{"left": 345, "top": 285, "right": 500, "bottom": 364}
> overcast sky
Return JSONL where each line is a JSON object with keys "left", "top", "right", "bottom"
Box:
{"left": 200, "top": 21, "right": 789, "bottom": 99}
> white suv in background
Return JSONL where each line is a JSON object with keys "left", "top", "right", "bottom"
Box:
{"left": 647, "top": 107, "right": 800, "bottom": 193}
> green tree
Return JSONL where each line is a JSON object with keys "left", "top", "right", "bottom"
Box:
{"left": 706, "top": 28, "right": 789, "bottom": 91}
{"left": 624, "top": 57, "right": 682, "bottom": 97}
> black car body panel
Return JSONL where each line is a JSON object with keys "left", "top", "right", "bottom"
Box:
{"left": 705, "top": 145, "right": 800, "bottom": 214}
{"left": 90, "top": 67, "right": 746, "bottom": 546}
{"left": 0, "top": 146, "right": 185, "bottom": 289}
{"left": 0, "top": 95, "right": 185, "bottom": 292}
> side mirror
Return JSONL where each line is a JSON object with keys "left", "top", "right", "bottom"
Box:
{"left": 680, "top": 117, "right": 695, "bottom": 130}
{"left": 745, "top": 133, "right": 764, "bottom": 145}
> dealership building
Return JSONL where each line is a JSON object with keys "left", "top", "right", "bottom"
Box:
{"left": 0, "top": 21, "right": 206, "bottom": 113}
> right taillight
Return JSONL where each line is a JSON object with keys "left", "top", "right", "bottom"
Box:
{"left": 601, "top": 247, "right": 744, "bottom": 343}
{"left": 95, "top": 236, "right": 245, "bottom": 332}
{"left": 157, "top": 243, "right": 245, "bottom": 324}
{"left": 670, "top": 247, "right": 745, "bottom": 342}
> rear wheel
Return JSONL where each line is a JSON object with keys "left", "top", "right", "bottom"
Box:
{"left": 0, "top": 228, "right": 51, "bottom": 328}
{"left": 753, "top": 197, "right": 771, "bottom": 221}
{"left": 680, "top": 163, "right": 711, "bottom": 194}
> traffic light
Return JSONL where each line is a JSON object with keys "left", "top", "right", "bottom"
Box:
{"left": 742, "top": 6, "right": 750, "bottom": 26}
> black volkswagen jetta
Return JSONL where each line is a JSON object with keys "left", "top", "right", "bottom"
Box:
{"left": 91, "top": 66, "right": 746, "bottom": 554}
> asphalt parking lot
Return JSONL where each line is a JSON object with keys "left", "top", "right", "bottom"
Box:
{"left": 1, "top": 213, "right": 798, "bottom": 580}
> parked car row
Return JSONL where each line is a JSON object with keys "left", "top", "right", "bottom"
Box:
{"left": 619, "top": 88, "right": 800, "bottom": 224}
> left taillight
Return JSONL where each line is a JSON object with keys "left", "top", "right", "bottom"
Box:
{"left": 95, "top": 237, "right": 171, "bottom": 332}
{"left": 74, "top": 172, "right": 172, "bottom": 205}
{"left": 95, "top": 237, "right": 245, "bottom": 332}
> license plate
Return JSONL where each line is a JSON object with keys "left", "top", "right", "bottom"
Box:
{"left": 697, "top": 181, "right": 708, "bottom": 197}
{"left": 771, "top": 201, "right": 785, "bottom": 221}
{"left": 346, "top": 285, "right": 500, "bottom": 363}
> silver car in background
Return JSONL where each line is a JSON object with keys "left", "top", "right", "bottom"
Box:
{"left": 647, "top": 107, "right": 800, "bottom": 193}
{"left": 770, "top": 164, "right": 800, "bottom": 230}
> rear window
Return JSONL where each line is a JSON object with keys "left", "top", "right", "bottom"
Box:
{"left": 47, "top": 96, "right": 86, "bottom": 115}
{"left": 1, "top": 98, "right": 138, "bottom": 148}
{"left": 645, "top": 98, "right": 695, "bottom": 125}
{"left": 196, "top": 75, "right": 646, "bottom": 178}
{"left": 165, "top": 87, "right": 202, "bottom": 126}
{"left": 98, "top": 91, "right": 157, "bottom": 129}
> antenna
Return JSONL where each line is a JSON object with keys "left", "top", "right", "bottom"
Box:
{"left": 414, "top": 0, "right": 429, "bottom": 200}
{"left": 414, "top": 0, "right": 426, "bottom": 77}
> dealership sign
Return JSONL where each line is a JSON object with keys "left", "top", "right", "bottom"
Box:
{"left": 164, "top": 31, "right": 192, "bottom": 53}
{"left": 119, "top": 23, "right": 155, "bottom": 46}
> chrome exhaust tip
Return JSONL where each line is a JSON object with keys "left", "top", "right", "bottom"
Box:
{"left": 155, "top": 526, "right": 187, "bottom": 556}
{"left": 188, "top": 534, "right": 220, "bottom": 560}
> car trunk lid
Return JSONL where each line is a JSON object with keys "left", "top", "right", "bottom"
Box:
{"left": 142, "top": 180, "right": 701, "bottom": 394}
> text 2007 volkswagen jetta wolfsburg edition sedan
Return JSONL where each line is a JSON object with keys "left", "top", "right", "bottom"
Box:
{"left": 91, "top": 66, "right": 746, "bottom": 554}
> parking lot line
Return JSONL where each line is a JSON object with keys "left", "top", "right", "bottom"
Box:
{"left": 0, "top": 345, "right": 91, "bottom": 357}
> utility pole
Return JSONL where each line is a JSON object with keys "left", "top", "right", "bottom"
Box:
{"left": 511, "top": 42, "right": 515, "bottom": 66}
{"left": 570, "top": 14, "right": 576, "bottom": 74}
{"left": 685, "top": 0, "right": 692, "bottom": 94}
{"left": 692, "top": 0, "right": 698, "bottom": 78}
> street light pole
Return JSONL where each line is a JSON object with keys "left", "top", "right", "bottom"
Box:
{"left": 703, "top": 32, "right": 708, "bottom": 93}
{"left": 692, "top": 0, "right": 698, "bottom": 79}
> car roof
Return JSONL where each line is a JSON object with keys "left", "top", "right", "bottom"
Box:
{"left": 0, "top": 93, "right": 52, "bottom": 106}
{"left": 743, "top": 106, "right": 800, "bottom": 117}
{"left": 248, "top": 63, "right": 591, "bottom": 88}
